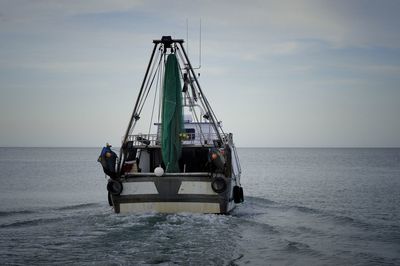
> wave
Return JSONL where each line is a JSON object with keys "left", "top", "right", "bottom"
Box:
{"left": 285, "top": 203, "right": 371, "bottom": 228}
{"left": 289, "top": 204, "right": 320, "bottom": 214}
{"left": 243, "top": 196, "right": 277, "bottom": 205}
{"left": 0, "top": 216, "right": 67, "bottom": 229}
{"left": 237, "top": 196, "right": 375, "bottom": 232}
{"left": 232, "top": 196, "right": 277, "bottom": 217}
{"left": 283, "top": 240, "right": 326, "bottom": 258}
{"left": 285, "top": 240, "right": 311, "bottom": 251}
{"left": 0, "top": 203, "right": 103, "bottom": 217}
{"left": 0, "top": 202, "right": 107, "bottom": 229}
{"left": 55, "top": 203, "right": 101, "bottom": 211}
{"left": 0, "top": 210, "right": 36, "bottom": 217}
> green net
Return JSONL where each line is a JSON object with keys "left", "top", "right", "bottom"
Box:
{"left": 161, "top": 54, "right": 183, "bottom": 172}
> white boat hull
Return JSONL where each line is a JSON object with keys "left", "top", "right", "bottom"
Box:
{"left": 110, "top": 174, "right": 237, "bottom": 214}
{"left": 119, "top": 202, "right": 221, "bottom": 213}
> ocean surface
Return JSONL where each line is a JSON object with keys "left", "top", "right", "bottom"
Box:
{"left": 0, "top": 148, "right": 399, "bottom": 265}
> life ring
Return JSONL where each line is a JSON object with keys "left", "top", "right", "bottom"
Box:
{"left": 211, "top": 177, "right": 227, "bottom": 193}
{"left": 107, "top": 180, "right": 123, "bottom": 196}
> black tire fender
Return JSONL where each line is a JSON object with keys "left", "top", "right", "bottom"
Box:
{"left": 211, "top": 177, "right": 227, "bottom": 193}
{"left": 107, "top": 191, "right": 113, "bottom": 206}
{"left": 107, "top": 180, "right": 123, "bottom": 196}
{"left": 233, "top": 185, "right": 241, "bottom": 203}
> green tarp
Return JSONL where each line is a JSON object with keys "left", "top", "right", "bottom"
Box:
{"left": 161, "top": 54, "right": 183, "bottom": 172}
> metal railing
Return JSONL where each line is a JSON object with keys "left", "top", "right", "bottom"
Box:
{"left": 125, "top": 132, "right": 226, "bottom": 146}
{"left": 126, "top": 134, "right": 159, "bottom": 146}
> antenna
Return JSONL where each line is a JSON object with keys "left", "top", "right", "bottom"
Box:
{"left": 185, "top": 19, "right": 202, "bottom": 70}
{"left": 186, "top": 18, "right": 189, "bottom": 55}
{"left": 193, "top": 18, "right": 202, "bottom": 70}
{"left": 199, "top": 18, "right": 202, "bottom": 69}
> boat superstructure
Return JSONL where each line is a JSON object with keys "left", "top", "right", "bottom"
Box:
{"left": 98, "top": 36, "right": 243, "bottom": 214}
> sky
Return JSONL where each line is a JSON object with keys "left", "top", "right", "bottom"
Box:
{"left": 0, "top": 0, "right": 400, "bottom": 147}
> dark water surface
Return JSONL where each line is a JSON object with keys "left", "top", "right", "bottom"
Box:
{"left": 0, "top": 148, "right": 399, "bottom": 265}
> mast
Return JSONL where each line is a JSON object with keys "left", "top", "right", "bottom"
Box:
{"left": 118, "top": 36, "right": 225, "bottom": 174}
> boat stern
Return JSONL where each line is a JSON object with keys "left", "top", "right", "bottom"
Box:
{"left": 109, "top": 173, "right": 235, "bottom": 214}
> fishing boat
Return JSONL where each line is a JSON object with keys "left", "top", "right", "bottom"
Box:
{"left": 98, "top": 36, "right": 243, "bottom": 214}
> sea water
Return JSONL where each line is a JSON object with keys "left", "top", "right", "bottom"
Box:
{"left": 0, "top": 148, "right": 399, "bottom": 265}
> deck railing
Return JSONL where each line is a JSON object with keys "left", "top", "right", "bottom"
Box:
{"left": 126, "top": 134, "right": 159, "bottom": 146}
{"left": 126, "top": 132, "right": 226, "bottom": 146}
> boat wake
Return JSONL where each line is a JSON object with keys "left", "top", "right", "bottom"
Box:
{"left": 0, "top": 197, "right": 399, "bottom": 265}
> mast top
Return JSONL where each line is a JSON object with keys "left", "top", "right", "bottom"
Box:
{"left": 153, "top": 36, "right": 184, "bottom": 48}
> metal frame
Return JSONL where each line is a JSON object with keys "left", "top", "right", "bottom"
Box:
{"left": 118, "top": 36, "right": 226, "bottom": 174}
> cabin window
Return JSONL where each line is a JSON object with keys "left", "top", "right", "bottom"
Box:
{"left": 185, "top": 128, "right": 195, "bottom": 140}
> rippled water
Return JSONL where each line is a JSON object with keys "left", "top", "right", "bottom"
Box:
{"left": 0, "top": 148, "right": 399, "bottom": 265}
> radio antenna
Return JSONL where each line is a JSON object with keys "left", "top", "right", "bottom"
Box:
{"left": 199, "top": 18, "right": 201, "bottom": 69}
{"left": 185, "top": 18, "right": 202, "bottom": 70}
{"left": 193, "top": 18, "right": 202, "bottom": 70}
{"left": 186, "top": 18, "right": 189, "bottom": 55}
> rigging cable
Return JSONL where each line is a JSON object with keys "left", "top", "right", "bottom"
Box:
{"left": 136, "top": 52, "right": 163, "bottom": 122}
{"left": 158, "top": 51, "right": 166, "bottom": 123}
{"left": 128, "top": 49, "right": 160, "bottom": 136}
{"left": 177, "top": 42, "right": 226, "bottom": 143}
{"left": 147, "top": 54, "right": 162, "bottom": 138}
{"left": 175, "top": 52, "right": 207, "bottom": 144}
{"left": 135, "top": 49, "right": 161, "bottom": 118}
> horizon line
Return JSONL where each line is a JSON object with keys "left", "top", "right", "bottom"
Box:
{"left": 0, "top": 146, "right": 399, "bottom": 149}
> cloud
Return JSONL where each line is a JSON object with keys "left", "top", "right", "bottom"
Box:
{"left": 2, "top": 0, "right": 400, "bottom": 49}
{"left": 0, "top": 0, "right": 143, "bottom": 20}
{"left": 97, "top": 0, "right": 398, "bottom": 49}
